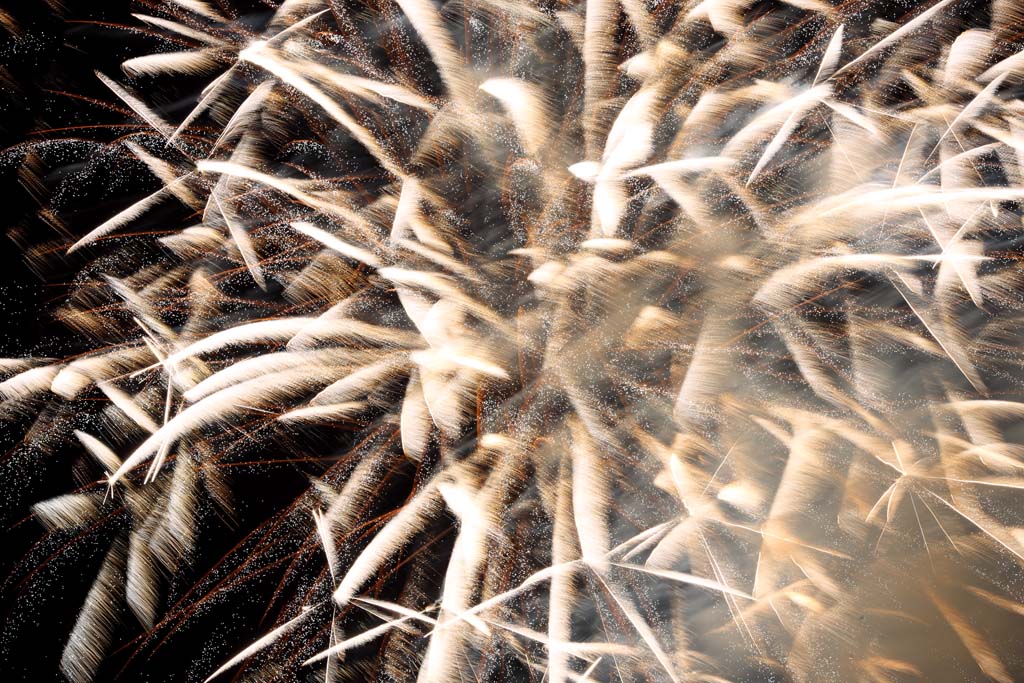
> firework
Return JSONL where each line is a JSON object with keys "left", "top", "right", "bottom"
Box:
{"left": 4, "top": 0, "right": 1024, "bottom": 681}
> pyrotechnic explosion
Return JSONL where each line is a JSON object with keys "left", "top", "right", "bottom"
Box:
{"left": 4, "top": 0, "right": 1024, "bottom": 680}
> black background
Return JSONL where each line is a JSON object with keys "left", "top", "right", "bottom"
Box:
{"left": 0, "top": 4, "right": 315, "bottom": 681}
{"left": 0, "top": 3, "right": 134, "bottom": 679}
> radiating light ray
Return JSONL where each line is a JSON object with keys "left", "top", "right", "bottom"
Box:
{"left": 5, "top": 1, "right": 1024, "bottom": 682}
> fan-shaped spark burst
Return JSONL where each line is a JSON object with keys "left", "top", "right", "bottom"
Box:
{"left": 6, "top": 0, "right": 1024, "bottom": 681}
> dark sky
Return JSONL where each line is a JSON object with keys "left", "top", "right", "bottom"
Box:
{"left": 2, "top": 4, "right": 90, "bottom": 675}
{"left": 0, "top": 5, "right": 313, "bottom": 680}
{"left": 1, "top": 7, "right": 162, "bottom": 680}
{"left": 0, "top": 1, "right": 157, "bottom": 357}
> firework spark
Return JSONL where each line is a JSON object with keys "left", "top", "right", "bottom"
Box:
{"left": 4, "top": 0, "right": 1024, "bottom": 681}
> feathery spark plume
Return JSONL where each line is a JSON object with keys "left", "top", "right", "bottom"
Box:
{"left": 5, "top": 0, "right": 1024, "bottom": 681}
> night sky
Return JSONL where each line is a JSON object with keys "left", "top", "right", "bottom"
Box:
{"left": 0, "top": 6, "right": 313, "bottom": 680}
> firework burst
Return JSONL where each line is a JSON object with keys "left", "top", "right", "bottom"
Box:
{"left": 5, "top": 0, "right": 1024, "bottom": 681}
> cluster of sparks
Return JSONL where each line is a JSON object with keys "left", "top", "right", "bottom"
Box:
{"left": 5, "top": 0, "right": 1024, "bottom": 680}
